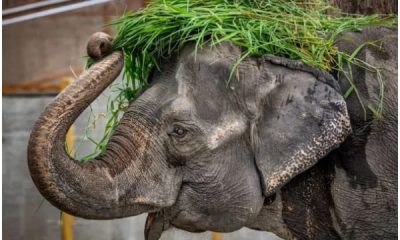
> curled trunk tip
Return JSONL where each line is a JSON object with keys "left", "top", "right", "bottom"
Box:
{"left": 87, "top": 32, "right": 114, "bottom": 59}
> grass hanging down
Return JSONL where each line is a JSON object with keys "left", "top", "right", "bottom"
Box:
{"left": 81, "top": 0, "right": 396, "bottom": 160}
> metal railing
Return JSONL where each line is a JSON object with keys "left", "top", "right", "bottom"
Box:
{"left": 3, "top": 0, "right": 112, "bottom": 25}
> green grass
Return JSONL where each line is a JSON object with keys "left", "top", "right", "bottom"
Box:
{"left": 80, "top": 0, "right": 396, "bottom": 160}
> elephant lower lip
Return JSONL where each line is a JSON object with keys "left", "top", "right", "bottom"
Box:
{"left": 145, "top": 212, "right": 156, "bottom": 236}
{"left": 145, "top": 211, "right": 169, "bottom": 240}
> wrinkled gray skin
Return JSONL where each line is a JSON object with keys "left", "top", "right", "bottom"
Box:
{"left": 27, "top": 26, "right": 395, "bottom": 240}
{"left": 247, "top": 26, "right": 398, "bottom": 240}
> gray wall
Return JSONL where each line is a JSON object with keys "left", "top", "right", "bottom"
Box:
{"left": 3, "top": 80, "right": 281, "bottom": 240}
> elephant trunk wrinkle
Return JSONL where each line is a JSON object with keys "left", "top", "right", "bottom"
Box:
{"left": 28, "top": 33, "right": 158, "bottom": 219}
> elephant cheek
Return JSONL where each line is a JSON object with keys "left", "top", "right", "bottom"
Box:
{"left": 98, "top": 113, "right": 183, "bottom": 210}
{"left": 110, "top": 154, "right": 183, "bottom": 209}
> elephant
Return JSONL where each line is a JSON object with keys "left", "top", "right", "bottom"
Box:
{"left": 27, "top": 26, "right": 396, "bottom": 240}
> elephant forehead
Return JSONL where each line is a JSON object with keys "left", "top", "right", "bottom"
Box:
{"left": 173, "top": 61, "right": 230, "bottom": 122}
{"left": 175, "top": 63, "right": 192, "bottom": 96}
{"left": 167, "top": 97, "right": 193, "bottom": 112}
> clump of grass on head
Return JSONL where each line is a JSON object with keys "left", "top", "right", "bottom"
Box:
{"left": 81, "top": 0, "right": 396, "bottom": 160}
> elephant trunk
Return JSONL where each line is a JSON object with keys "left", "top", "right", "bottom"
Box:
{"left": 27, "top": 33, "right": 160, "bottom": 219}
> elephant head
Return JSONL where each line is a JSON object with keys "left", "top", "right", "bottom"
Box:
{"left": 28, "top": 32, "right": 351, "bottom": 238}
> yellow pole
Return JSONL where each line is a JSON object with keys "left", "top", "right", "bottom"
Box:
{"left": 61, "top": 78, "right": 74, "bottom": 240}
{"left": 212, "top": 232, "right": 223, "bottom": 240}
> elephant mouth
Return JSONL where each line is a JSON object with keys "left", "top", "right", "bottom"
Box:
{"left": 145, "top": 210, "right": 173, "bottom": 240}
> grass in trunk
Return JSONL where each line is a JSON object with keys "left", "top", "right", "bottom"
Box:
{"left": 80, "top": 0, "right": 396, "bottom": 160}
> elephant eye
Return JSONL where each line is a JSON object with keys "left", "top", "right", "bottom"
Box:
{"left": 171, "top": 125, "right": 188, "bottom": 138}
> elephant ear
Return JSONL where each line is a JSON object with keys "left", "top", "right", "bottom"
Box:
{"left": 243, "top": 55, "right": 351, "bottom": 196}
